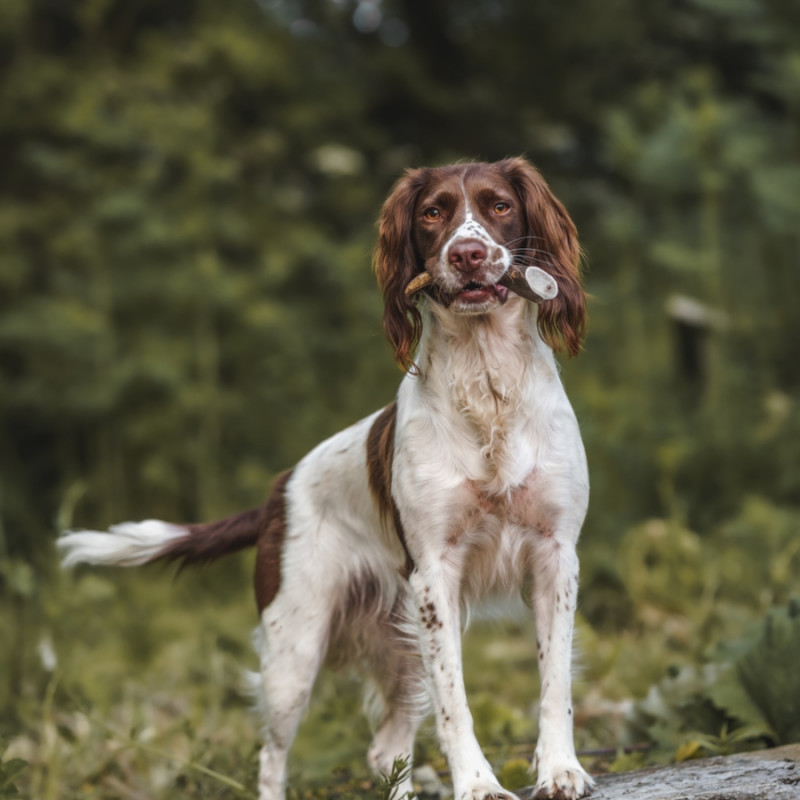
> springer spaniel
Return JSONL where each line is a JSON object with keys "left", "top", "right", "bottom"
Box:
{"left": 59, "top": 157, "right": 593, "bottom": 800}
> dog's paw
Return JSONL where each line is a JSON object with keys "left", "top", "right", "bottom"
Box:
{"left": 531, "top": 762, "right": 594, "bottom": 800}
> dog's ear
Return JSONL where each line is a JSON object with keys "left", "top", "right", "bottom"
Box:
{"left": 373, "top": 168, "right": 428, "bottom": 373}
{"left": 499, "top": 157, "right": 586, "bottom": 356}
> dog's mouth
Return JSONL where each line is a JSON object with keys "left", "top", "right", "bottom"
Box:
{"left": 454, "top": 280, "right": 509, "bottom": 305}
{"left": 405, "top": 271, "right": 513, "bottom": 309}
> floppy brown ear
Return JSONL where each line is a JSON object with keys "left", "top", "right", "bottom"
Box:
{"left": 499, "top": 157, "right": 586, "bottom": 356}
{"left": 373, "top": 168, "right": 428, "bottom": 372}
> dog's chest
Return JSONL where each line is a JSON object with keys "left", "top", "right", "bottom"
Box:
{"left": 445, "top": 337, "right": 534, "bottom": 490}
{"left": 460, "top": 469, "right": 554, "bottom": 530}
{"left": 449, "top": 476, "right": 560, "bottom": 597}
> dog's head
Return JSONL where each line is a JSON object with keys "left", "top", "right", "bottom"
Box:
{"left": 374, "top": 157, "right": 586, "bottom": 372}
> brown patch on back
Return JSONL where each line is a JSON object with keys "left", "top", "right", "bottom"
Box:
{"left": 366, "top": 403, "right": 414, "bottom": 576}
{"left": 254, "top": 469, "right": 294, "bottom": 612}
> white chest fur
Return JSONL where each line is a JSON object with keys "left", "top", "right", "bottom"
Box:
{"left": 399, "top": 302, "right": 581, "bottom": 495}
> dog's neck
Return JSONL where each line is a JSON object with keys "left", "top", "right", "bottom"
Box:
{"left": 419, "top": 295, "right": 547, "bottom": 387}
{"left": 409, "top": 298, "right": 559, "bottom": 491}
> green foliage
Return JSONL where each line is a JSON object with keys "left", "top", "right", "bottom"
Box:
{"left": 497, "top": 758, "right": 531, "bottom": 793}
{"left": 581, "top": 498, "right": 800, "bottom": 650}
{"left": 731, "top": 600, "right": 800, "bottom": 744}
{"left": 376, "top": 756, "right": 413, "bottom": 800}
{"left": 0, "top": 0, "right": 798, "bottom": 567}
{"left": 0, "top": 756, "right": 28, "bottom": 798}
{"left": 629, "top": 663, "right": 751, "bottom": 758}
{"left": 629, "top": 600, "right": 800, "bottom": 761}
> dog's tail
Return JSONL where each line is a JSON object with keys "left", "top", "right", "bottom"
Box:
{"left": 58, "top": 507, "right": 264, "bottom": 570}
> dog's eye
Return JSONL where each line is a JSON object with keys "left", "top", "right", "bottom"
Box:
{"left": 493, "top": 202, "right": 511, "bottom": 215}
{"left": 422, "top": 207, "right": 441, "bottom": 221}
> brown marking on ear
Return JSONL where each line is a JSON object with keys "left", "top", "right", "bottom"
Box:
{"left": 254, "top": 469, "right": 294, "bottom": 612}
{"left": 498, "top": 157, "right": 586, "bottom": 356}
{"left": 373, "top": 169, "right": 430, "bottom": 373}
{"left": 366, "top": 403, "right": 414, "bottom": 576}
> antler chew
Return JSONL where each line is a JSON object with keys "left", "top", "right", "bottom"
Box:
{"left": 403, "top": 266, "right": 558, "bottom": 303}
{"left": 498, "top": 266, "right": 558, "bottom": 302}
{"left": 405, "top": 271, "right": 433, "bottom": 297}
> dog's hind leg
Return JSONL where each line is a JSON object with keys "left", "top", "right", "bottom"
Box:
{"left": 364, "top": 631, "right": 427, "bottom": 796}
{"left": 255, "top": 593, "right": 331, "bottom": 800}
{"left": 367, "top": 702, "right": 420, "bottom": 796}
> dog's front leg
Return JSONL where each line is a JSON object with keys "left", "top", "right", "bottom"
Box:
{"left": 530, "top": 535, "right": 593, "bottom": 799}
{"left": 408, "top": 566, "right": 518, "bottom": 800}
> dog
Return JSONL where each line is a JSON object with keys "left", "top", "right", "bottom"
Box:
{"left": 59, "top": 157, "right": 593, "bottom": 800}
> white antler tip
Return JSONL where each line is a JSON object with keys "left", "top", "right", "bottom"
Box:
{"left": 525, "top": 267, "right": 558, "bottom": 300}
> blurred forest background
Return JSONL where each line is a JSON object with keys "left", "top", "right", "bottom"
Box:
{"left": 1, "top": 0, "right": 799, "bottom": 797}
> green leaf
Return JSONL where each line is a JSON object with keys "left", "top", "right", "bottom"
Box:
{"left": 736, "top": 604, "right": 800, "bottom": 743}
{"left": 706, "top": 664, "right": 773, "bottom": 735}
{"left": 0, "top": 758, "right": 28, "bottom": 793}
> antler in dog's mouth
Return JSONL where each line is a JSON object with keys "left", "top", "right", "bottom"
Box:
{"left": 404, "top": 266, "right": 558, "bottom": 303}
{"left": 404, "top": 271, "right": 433, "bottom": 296}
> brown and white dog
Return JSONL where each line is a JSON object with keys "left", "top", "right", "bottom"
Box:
{"left": 59, "top": 157, "right": 593, "bottom": 800}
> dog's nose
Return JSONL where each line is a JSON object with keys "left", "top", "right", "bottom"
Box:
{"left": 448, "top": 240, "right": 487, "bottom": 273}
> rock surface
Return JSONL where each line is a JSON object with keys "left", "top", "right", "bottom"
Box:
{"left": 518, "top": 745, "right": 800, "bottom": 800}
